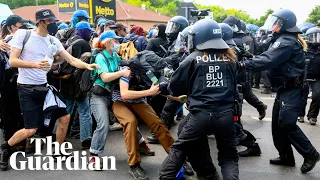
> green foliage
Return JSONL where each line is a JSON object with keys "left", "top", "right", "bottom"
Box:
{"left": 195, "top": 4, "right": 274, "bottom": 27}
{"left": 2, "top": 0, "right": 57, "bottom": 9}
{"left": 123, "top": 0, "right": 181, "bottom": 17}
{"left": 306, "top": 5, "right": 320, "bottom": 24}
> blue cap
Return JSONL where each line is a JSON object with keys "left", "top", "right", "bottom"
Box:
{"left": 58, "top": 23, "right": 68, "bottom": 30}
{"left": 100, "top": 30, "right": 122, "bottom": 41}
{"left": 73, "top": 10, "right": 90, "bottom": 19}
{"left": 76, "top": 22, "right": 92, "bottom": 30}
{"left": 1, "top": 20, "right": 6, "bottom": 25}
{"left": 98, "top": 19, "right": 107, "bottom": 26}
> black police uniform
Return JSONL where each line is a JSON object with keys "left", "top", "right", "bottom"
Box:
{"left": 244, "top": 33, "right": 319, "bottom": 162}
{"left": 159, "top": 50, "right": 239, "bottom": 180}
{"left": 234, "top": 33, "right": 267, "bottom": 118}
{"left": 300, "top": 44, "right": 320, "bottom": 121}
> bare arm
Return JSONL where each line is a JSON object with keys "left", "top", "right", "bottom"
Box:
{"left": 120, "top": 80, "right": 160, "bottom": 101}
{"left": 59, "top": 50, "right": 100, "bottom": 70}
{"left": 9, "top": 48, "right": 49, "bottom": 69}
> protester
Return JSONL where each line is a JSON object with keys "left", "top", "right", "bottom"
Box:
{"left": 0, "top": 8, "right": 99, "bottom": 171}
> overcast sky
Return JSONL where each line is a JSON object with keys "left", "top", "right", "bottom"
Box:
{"left": 188, "top": 0, "right": 320, "bottom": 24}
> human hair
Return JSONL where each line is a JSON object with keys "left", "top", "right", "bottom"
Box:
{"left": 297, "top": 34, "right": 308, "bottom": 52}
{"left": 203, "top": 48, "right": 237, "bottom": 64}
{"left": 1, "top": 24, "right": 11, "bottom": 39}
{"left": 92, "top": 37, "right": 113, "bottom": 50}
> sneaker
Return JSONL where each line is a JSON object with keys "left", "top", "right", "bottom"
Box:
{"left": 0, "top": 146, "right": 10, "bottom": 171}
{"left": 298, "top": 116, "right": 305, "bottom": 123}
{"left": 270, "top": 156, "right": 295, "bottom": 167}
{"left": 129, "top": 163, "right": 149, "bottom": 180}
{"left": 239, "top": 143, "right": 261, "bottom": 157}
{"left": 81, "top": 139, "right": 91, "bottom": 150}
{"left": 87, "top": 155, "right": 103, "bottom": 171}
{"left": 139, "top": 142, "right": 155, "bottom": 156}
{"left": 258, "top": 105, "right": 267, "bottom": 120}
{"left": 109, "top": 122, "right": 123, "bottom": 131}
{"left": 147, "top": 133, "right": 159, "bottom": 144}
{"left": 309, "top": 118, "right": 317, "bottom": 125}
{"left": 301, "top": 153, "right": 320, "bottom": 173}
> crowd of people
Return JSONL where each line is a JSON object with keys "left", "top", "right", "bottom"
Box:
{"left": 0, "top": 7, "right": 319, "bottom": 180}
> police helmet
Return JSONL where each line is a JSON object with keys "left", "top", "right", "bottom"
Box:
{"left": 263, "top": 9, "right": 301, "bottom": 33}
{"left": 222, "top": 16, "right": 244, "bottom": 34}
{"left": 300, "top": 26, "right": 311, "bottom": 34}
{"left": 188, "top": 19, "right": 229, "bottom": 51}
{"left": 219, "top": 23, "right": 236, "bottom": 46}
{"left": 240, "top": 20, "right": 249, "bottom": 34}
{"left": 165, "top": 16, "right": 189, "bottom": 35}
{"left": 305, "top": 27, "right": 320, "bottom": 44}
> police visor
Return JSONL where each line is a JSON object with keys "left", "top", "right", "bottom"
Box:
{"left": 306, "top": 32, "right": 320, "bottom": 43}
{"left": 174, "top": 32, "right": 188, "bottom": 52}
{"left": 165, "top": 21, "right": 181, "bottom": 34}
{"left": 263, "top": 15, "right": 285, "bottom": 32}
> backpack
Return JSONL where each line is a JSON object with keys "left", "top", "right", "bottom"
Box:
{"left": 50, "top": 38, "right": 82, "bottom": 79}
{"left": 118, "top": 39, "right": 139, "bottom": 60}
{"left": 0, "top": 31, "right": 31, "bottom": 89}
{"left": 79, "top": 49, "right": 110, "bottom": 93}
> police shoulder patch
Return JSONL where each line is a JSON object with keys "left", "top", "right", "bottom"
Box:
{"left": 272, "top": 42, "right": 281, "bottom": 48}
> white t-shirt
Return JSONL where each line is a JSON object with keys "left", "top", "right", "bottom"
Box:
{"left": 12, "top": 29, "right": 64, "bottom": 85}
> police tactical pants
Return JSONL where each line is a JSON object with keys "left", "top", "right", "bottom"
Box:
{"left": 159, "top": 110, "right": 239, "bottom": 180}
{"left": 161, "top": 99, "right": 183, "bottom": 128}
{"left": 308, "top": 79, "right": 320, "bottom": 119}
{"left": 261, "top": 71, "right": 271, "bottom": 89}
{"left": 272, "top": 88, "right": 318, "bottom": 158}
{"left": 243, "top": 83, "right": 265, "bottom": 111}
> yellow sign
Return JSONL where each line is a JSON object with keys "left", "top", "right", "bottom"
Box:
{"left": 95, "top": 6, "right": 115, "bottom": 16}
{"left": 101, "top": 0, "right": 112, "bottom": 2}
{"left": 59, "top": 2, "right": 75, "bottom": 8}
{"left": 79, "top": 2, "right": 89, "bottom": 9}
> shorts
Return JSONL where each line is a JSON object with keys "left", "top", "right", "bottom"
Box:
{"left": 18, "top": 84, "right": 68, "bottom": 129}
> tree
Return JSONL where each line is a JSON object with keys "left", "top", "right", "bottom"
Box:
{"left": 306, "top": 5, "right": 320, "bottom": 24}
{"left": 3, "top": 0, "right": 56, "bottom": 9}
{"left": 255, "top": 9, "right": 274, "bottom": 27}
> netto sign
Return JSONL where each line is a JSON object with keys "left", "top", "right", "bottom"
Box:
{"left": 89, "top": 0, "right": 116, "bottom": 23}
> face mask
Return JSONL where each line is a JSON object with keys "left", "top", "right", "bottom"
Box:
{"left": 153, "top": 30, "right": 159, "bottom": 38}
{"left": 112, "top": 43, "right": 120, "bottom": 52}
{"left": 47, "top": 22, "right": 58, "bottom": 36}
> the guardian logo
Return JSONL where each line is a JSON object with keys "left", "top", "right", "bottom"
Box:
{"left": 9, "top": 137, "right": 117, "bottom": 171}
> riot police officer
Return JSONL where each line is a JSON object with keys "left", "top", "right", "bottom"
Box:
{"left": 165, "top": 16, "right": 189, "bottom": 56}
{"left": 220, "top": 22, "right": 262, "bottom": 157}
{"left": 223, "top": 16, "right": 267, "bottom": 120}
{"left": 242, "top": 9, "right": 320, "bottom": 173}
{"left": 159, "top": 19, "right": 239, "bottom": 180}
{"left": 299, "top": 27, "right": 320, "bottom": 125}
{"left": 148, "top": 17, "right": 190, "bottom": 143}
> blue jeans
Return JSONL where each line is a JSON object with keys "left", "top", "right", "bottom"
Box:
{"left": 53, "top": 96, "right": 92, "bottom": 142}
{"left": 90, "top": 94, "right": 110, "bottom": 155}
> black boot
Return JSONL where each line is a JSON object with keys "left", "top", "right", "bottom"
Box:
{"left": 0, "top": 142, "right": 11, "bottom": 171}
{"left": 261, "top": 88, "right": 272, "bottom": 94}
{"left": 239, "top": 143, "right": 261, "bottom": 157}
{"left": 270, "top": 153, "right": 295, "bottom": 167}
{"left": 258, "top": 105, "right": 267, "bottom": 120}
{"left": 301, "top": 153, "right": 320, "bottom": 173}
{"left": 183, "top": 161, "right": 194, "bottom": 176}
{"left": 252, "top": 84, "right": 260, "bottom": 89}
